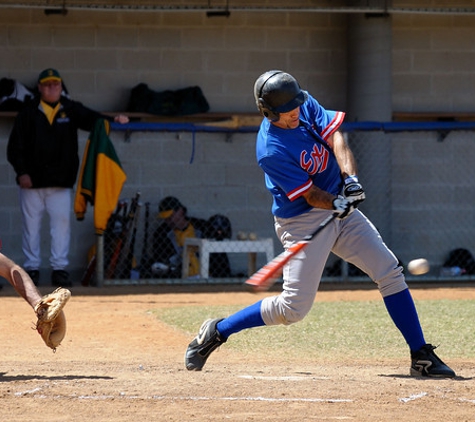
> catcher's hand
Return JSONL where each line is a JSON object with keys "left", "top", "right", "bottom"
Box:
{"left": 34, "top": 287, "right": 71, "bottom": 351}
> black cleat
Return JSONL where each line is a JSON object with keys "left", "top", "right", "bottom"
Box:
{"left": 27, "top": 270, "right": 40, "bottom": 286}
{"left": 410, "top": 344, "right": 456, "bottom": 378}
{"left": 51, "top": 270, "right": 72, "bottom": 287}
{"left": 185, "top": 318, "right": 226, "bottom": 371}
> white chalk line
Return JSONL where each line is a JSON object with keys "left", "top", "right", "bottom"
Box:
{"left": 14, "top": 390, "right": 475, "bottom": 405}
{"left": 151, "top": 395, "right": 353, "bottom": 403}
{"left": 398, "top": 392, "right": 428, "bottom": 403}
{"left": 398, "top": 392, "right": 475, "bottom": 405}
{"left": 14, "top": 387, "right": 43, "bottom": 396}
{"left": 458, "top": 398, "right": 475, "bottom": 404}
{"left": 238, "top": 375, "right": 330, "bottom": 381}
{"left": 15, "top": 391, "right": 352, "bottom": 403}
{"left": 12, "top": 382, "right": 351, "bottom": 403}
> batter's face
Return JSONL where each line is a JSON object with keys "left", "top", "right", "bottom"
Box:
{"left": 272, "top": 107, "right": 300, "bottom": 129}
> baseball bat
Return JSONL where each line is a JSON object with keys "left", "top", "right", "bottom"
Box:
{"left": 82, "top": 199, "right": 125, "bottom": 285}
{"left": 139, "top": 202, "right": 151, "bottom": 273}
{"left": 244, "top": 212, "right": 338, "bottom": 292}
{"left": 105, "top": 200, "right": 128, "bottom": 279}
{"left": 80, "top": 254, "right": 96, "bottom": 286}
{"left": 114, "top": 192, "right": 141, "bottom": 278}
{"left": 126, "top": 200, "right": 142, "bottom": 275}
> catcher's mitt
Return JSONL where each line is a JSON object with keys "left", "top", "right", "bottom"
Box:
{"left": 34, "top": 287, "right": 71, "bottom": 351}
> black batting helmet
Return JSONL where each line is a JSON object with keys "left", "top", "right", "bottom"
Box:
{"left": 254, "top": 70, "right": 308, "bottom": 121}
{"left": 207, "top": 214, "right": 232, "bottom": 241}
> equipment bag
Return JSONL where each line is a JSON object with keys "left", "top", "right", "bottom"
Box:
{"left": 0, "top": 78, "right": 34, "bottom": 111}
{"left": 443, "top": 248, "right": 475, "bottom": 275}
{"left": 127, "top": 83, "right": 210, "bottom": 116}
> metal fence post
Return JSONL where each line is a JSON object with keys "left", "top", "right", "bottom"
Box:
{"left": 96, "top": 234, "right": 104, "bottom": 287}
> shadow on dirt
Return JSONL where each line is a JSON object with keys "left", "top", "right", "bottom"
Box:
{"left": 0, "top": 372, "right": 113, "bottom": 382}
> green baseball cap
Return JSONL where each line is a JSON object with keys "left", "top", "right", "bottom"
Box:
{"left": 38, "top": 68, "right": 62, "bottom": 84}
{"left": 158, "top": 196, "right": 183, "bottom": 219}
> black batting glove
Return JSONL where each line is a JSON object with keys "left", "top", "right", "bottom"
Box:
{"left": 332, "top": 197, "right": 355, "bottom": 219}
{"left": 343, "top": 176, "right": 366, "bottom": 204}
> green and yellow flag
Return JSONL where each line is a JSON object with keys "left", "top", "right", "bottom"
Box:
{"left": 74, "top": 119, "right": 127, "bottom": 234}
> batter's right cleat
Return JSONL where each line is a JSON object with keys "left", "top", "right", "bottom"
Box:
{"left": 410, "top": 344, "right": 456, "bottom": 378}
{"left": 185, "top": 318, "right": 226, "bottom": 371}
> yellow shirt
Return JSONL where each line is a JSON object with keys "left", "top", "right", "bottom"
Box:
{"left": 174, "top": 223, "right": 200, "bottom": 277}
{"left": 40, "top": 100, "right": 61, "bottom": 125}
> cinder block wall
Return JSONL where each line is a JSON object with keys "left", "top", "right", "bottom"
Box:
{"left": 392, "top": 13, "right": 475, "bottom": 112}
{"left": 0, "top": 9, "right": 347, "bottom": 111}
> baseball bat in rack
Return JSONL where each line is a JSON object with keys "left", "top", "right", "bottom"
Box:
{"left": 105, "top": 199, "right": 129, "bottom": 279}
{"left": 80, "top": 254, "right": 96, "bottom": 287}
{"left": 139, "top": 202, "right": 151, "bottom": 276}
{"left": 244, "top": 212, "right": 338, "bottom": 292}
{"left": 114, "top": 192, "right": 141, "bottom": 278}
{"left": 81, "top": 200, "right": 126, "bottom": 286}
{"left": 126, "top": 199, "right": 142, "bottom": 276}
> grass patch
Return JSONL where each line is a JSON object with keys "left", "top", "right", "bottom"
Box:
{"left": 152, "top": 299, "right": 475, "bottom": 361}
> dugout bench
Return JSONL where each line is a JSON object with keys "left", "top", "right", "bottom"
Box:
{"left": 182, "top": 237, "right": 275, "bottom": 279}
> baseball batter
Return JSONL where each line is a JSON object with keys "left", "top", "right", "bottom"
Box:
{"left": 185, "top": 70, "right": 455, "bottom": 378}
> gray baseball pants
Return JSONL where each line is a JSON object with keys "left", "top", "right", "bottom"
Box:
{"left": 261, "top": 208, "right": 408, "bottom": 326}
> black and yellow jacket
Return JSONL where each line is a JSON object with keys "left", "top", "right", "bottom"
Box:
{"left": 7, "top": 95, "right": 107, "bottom": 188}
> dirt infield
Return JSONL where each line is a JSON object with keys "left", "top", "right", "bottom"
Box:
{"left": 1, "top": 282, "right": 475, "bottom": 421}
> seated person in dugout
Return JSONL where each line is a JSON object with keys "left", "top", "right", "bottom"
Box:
{"left": 150, "top": 196, "right": 231, "bottom": 278}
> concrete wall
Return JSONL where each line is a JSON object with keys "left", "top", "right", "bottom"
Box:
{"left": 0, "top": 9, "right": 347, "bottom": 112}
{"left": 392, "top": 13, "right": 475, "bottom": 112}
{"left": 0, "top": 6, "right": 474, "bottom": 281}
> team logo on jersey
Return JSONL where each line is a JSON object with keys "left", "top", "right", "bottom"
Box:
{"left": 300, "top": 144, "right": 329, "bottom": 175}
{"left": 56, "top": 112, "right": 70, "bottom": 123}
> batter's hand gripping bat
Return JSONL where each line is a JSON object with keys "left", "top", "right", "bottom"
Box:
{"left": 244, "top": 212, "right": 338, "bottom": 292}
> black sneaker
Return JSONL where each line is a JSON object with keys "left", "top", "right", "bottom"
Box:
{"left": 185, "top": 318, "right": 226, "bottom": 371}
{"left": 410, "top": 344, "right": 456, "bottom": 378}
{"left": 51, "top": 270, "right": 72, "bottom": 287}
{"left": 27, "top": 270, "right": 40, "bottom": 286}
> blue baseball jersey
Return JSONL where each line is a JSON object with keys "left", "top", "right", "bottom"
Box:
{"left": 256, "top": 92, "right": 346, "bottom": 218}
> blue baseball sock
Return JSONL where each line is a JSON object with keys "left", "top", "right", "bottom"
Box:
{"left": 383, "top": 289, "right": 425, "bottom": 352}
{"left": 216, "top": 300, "right": 265, "bottom": 339}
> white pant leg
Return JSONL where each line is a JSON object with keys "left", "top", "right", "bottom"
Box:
{"left": 44, "top": 188, "right": 71, "bottom": 270}
{"left": 20, "top": 188, "right": 46, "bottom": 270}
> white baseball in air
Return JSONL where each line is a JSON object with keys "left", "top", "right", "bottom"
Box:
{"left": 407, "top": 258, "right": 430, "bottom": 275}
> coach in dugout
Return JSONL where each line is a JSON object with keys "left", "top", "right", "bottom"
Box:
{"left": 7, "top": 68, "right": 128, "bottom": 287}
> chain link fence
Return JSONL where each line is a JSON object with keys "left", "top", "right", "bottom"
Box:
{"left": 95, "top": 195, "right": 275, "bottom": 286}
{"left": 93, "top": 124, "right": 475, "bottom": 286}
{"left": 332, "top": 126, "right": 475, "bottom": 283}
